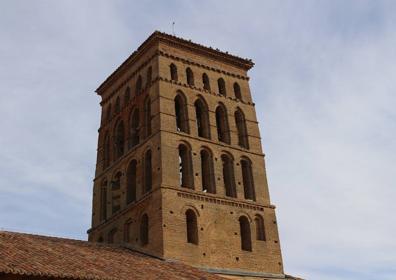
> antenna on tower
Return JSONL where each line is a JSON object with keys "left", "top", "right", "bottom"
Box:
{"left": 172, "top": 22, "right": 175, "bottom": 36}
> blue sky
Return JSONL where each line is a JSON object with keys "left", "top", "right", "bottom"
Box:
{"left": 1, "top": 1, "right": 395, "bottom": 279}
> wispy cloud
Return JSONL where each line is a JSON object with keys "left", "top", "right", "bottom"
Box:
{"left": 0, "top": 1, "right": 395, "bottom": 279}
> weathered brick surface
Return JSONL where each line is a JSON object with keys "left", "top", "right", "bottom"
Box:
{"left": 88, "top": 31, "right": 286, "bottom": 279}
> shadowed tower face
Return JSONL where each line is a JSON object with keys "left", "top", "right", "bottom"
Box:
{"left": 88, "top": 31, "right": 285, "bottom": 279}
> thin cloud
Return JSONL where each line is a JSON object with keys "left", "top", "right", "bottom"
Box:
{"left": 0, "top": 1, "right": 395, "bottom": 279}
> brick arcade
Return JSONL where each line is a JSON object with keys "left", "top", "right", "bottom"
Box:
{"left": 87, "top": 31, "right": 287, "bottom": 280}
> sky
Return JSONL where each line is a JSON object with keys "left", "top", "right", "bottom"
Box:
{"left": 0, "top": 1, "right": 395, "bottom": 279}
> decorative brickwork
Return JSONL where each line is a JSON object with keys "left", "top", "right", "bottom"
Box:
{"left": 88, "top": 31, "right": 287, "bottom": 279}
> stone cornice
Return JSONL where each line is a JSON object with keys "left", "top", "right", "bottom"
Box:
{"left": 96, "top": 31, "right": 254, "bottom": 95}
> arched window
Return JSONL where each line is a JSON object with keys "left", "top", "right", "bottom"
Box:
{"left": 233, "top": 82, "right": 242, "bottom": 100}
{"left": 215, "top": 104, "right": 230, "bottom": 144}
{"left": 124, "top": 87, "right": 131, "bottom": 104}
{"left": 136, "top": 75, "right": 142, "bottom": 95}
{"left": 218, "top": 78, "right": 226, "bottom": 96}
{"left": 103, "top": 132, "right": 110, "bottom": 169}
{"left": 115, "top": 96, "right": 121, "bottom": 113}
{"left": 239, "top": 216, "right": 252, "bottom": 251}
{"left": 129, "top": 109, "right": 140, "bottom": 148}
{"left": 143, "top": 150, "right": 152, "bottom": 193}
{"left": 106, "top": 104, "right": 112, "bottom": 121}
{"left": 100, "top": 179, "right": 107, "bottom": 221}
{"left": 124, "top": 219, "right": 133, "bottom": 242}
{"left": 108, "top": 228, "right": 117, "bottom": 244}
{"left": 255, "top": 215, "right": 266, "bottom": 241}
{"left": 241, "top": 158, "right": 255, "bottom": 201}
{"left": 174, "top": 93, "right": 189, "bottom": 133}
{"left": 170, "top": 63, "right": 178, "bottom": 81}
{"left": 112, "top": 171, "right": 122, "bottom": 190}
{"left": 114, "top": 120, "right": 125, "bottom": 158}
{"left": 194, "top": 98, "right": 210, "bottom": 139}
{"left": 126, "top": 160, "right": 137, "bottom": 204}
{"left": 186, "top": 67, "right": 194, "bottom": 86}
{"left": 111, "top": 172, "right": 122, "bottom": 214}
{"left": 178, "top": 144, "right": 194, "bottom": 189}
{"left": 221, "top": 154, "right": 236, "bottom": 198}
{"left": 140, "top": 214, "right": 149, "bottom": 245}
{"left": 186, "top": 209, "right": 198, "bottom": 244}
{"left": 97, "top": 236, "right": 104, "bottom": 243}
{"left": 144, "top": 97, "right": 152, "bottom": 138}
{"left": 146, "top": 66, "right": 152, "bottom": 87}
{"left": 235, "top": 109, "right": 249, "bottom": 149}
{"left": 202, "top": 73, "right": 210, "bottom": 90}
{"left": 200, "top": 149, "right": 215, "bottom": 194}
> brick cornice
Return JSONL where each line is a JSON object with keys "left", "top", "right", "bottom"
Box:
{"left": 99, "top": 53, "right": 252, "bottom": 106}
{"left": 158, "top": 77, "right": 255, "bottom": 106}
{"left": 159, "top": 128, "right": 264, "bottom": 158}
{"left": 158, "top": 51, "right": 250, "bottom": 81}
{"left": 98, "top": 73, "right": 256, "bottom": 131}
{"left": 154, "top": 31, "right": 254, "bottom": 70}
{"left": 96, "top": 31, "right": 253, "bottom": 96}
{"left": 161, "top": 185, "right": 276, "bottom": 210}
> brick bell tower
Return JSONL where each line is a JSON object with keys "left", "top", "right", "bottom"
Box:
{"left": 88, "top": 31, "right": 286, "bottom": 279}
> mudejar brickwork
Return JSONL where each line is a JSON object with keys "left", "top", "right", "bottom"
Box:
{"left": 87, "top": 31, "right": 289, "bottom": 280}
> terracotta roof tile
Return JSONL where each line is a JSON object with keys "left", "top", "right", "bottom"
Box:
{"left": 0, "top": 231, "right": 224, "bottom": 280}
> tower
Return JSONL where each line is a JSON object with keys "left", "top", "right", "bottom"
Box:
{"left": 88, "top": 32, "right": 285, "bottom": 279}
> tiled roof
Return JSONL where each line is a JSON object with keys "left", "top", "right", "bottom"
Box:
{"left": 0, "top": 231, "right": 224, "bottom": 280}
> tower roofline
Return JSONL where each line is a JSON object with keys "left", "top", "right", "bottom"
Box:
{"left": 95, "top": 31, "right": 254, "bottom": 95}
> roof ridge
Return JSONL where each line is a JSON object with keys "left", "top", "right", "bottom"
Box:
{"left": 0, "top": 230, "right": 166, "bottom": 262}
{"left": 0, "top": 230, "right": 124, "bottom": 250}
{"left": 1, "top": 230, "right": 87, "bottom": 243}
